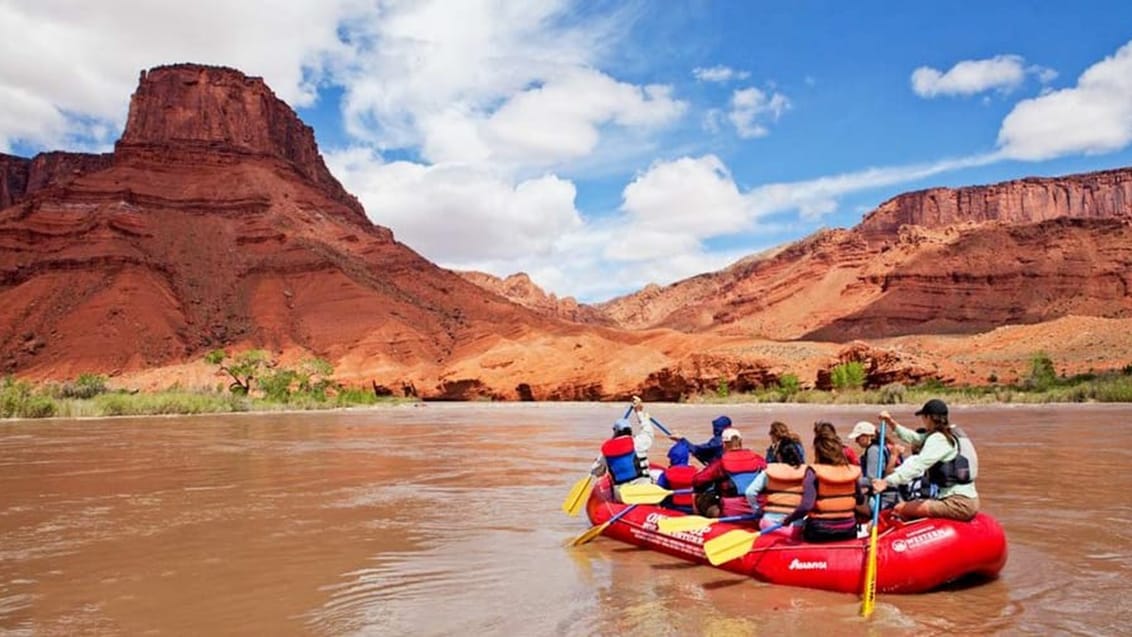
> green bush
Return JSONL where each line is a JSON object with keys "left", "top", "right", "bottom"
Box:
{"left": 777, "top": 373, "right": 800, "bottom": 395}
{"left": 57, "top": 373, "right": 109, "bottom": 399}
{"left": 336, "top": 386, "right": 380, "bottom": 406}
{"left": 1027, "top": 352, "right": 1058, "bottom": 390}
{"left": 716, "top": 378, "right": 730, "bottom": 398}
{"left": 830, "top": 361, "right": 867, "bottom": 390}
{"left": 0, "top": 377, "right": 56, "bottom": 418}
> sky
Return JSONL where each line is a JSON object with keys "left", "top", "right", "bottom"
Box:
{"left": 2, "top": 1, "right": 1132, "bottom": 303}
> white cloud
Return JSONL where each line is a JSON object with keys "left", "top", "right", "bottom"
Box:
{"left": 692, "top": 65, "right": 750, "bottom": 83}
{"left": 997, "top": 40, "right": 1132, "bottom": 160}
{"left": 621, "top": 155, "right": 748, "bottom": 238}
{"left": 728, "top": 87, "right": 790, "bottom": 138}
{"left": 326, "top": 147, "right": 583, "bottom": 263}
{"left": 483, "top": 68, "right": 685, "bottom": 166}
{"left": 911, "top": 54, "right": 1054, "bottom": 98}
{"left": 0, "top": 0, "right": 363, "bottom": 150}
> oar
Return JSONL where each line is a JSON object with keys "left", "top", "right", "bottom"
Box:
{"left": 561, "top": 475, "right": 594, "bottom": 516}
{"left": 658, "top": 513, "right": 760, "bottom": 534}
{"left": 649, "top": 416, "right": 674, "bottom": 437}
{"left": 562, "top": 405, "right": 634, "bottom": 516}
{"left": 702, "top": 523, "right": 783, "bottom": 566}
{"left": 617, "top": 483, "right": 692, "bottom": 505}
{"left": 569, "top": 504, "right": 638, "bottom": 546}
{"left": 860, "top": 422, "right": 887, "bottom": 618}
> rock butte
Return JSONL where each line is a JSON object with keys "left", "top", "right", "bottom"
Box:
{"left": 2, "top": 63, "right": 1131, "bottom": 400}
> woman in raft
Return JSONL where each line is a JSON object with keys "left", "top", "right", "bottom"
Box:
{"left": 779, "top": 431, "right": 864, "bottom": 542}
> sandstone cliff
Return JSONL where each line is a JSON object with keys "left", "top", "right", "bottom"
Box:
{"left": 117, "top": 64, "right": 366, "bottom": 224}
{"left": 0, "top": 64, "right": 751, "bottom": 401}
{"left": 456, "top": 271, "right": 614, "bottom": 326}
{"left": 3, "top": 63, "right": 1131, "bottom": 401}
{"left": 858, "top": 169, "right": 1132, "bottom": 235}
{"left": 598, "top": 169, "right": 1132, "bottom": 340}
{"left": 0, "top": 151, "right": 113, "bottom": 208}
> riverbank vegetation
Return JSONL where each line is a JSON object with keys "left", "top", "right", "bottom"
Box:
{"left": 0, "top": 351, "right": 409, "bottom": 420}
{"left": 2, "top": 353, "right": 1130, "bottom": 420}
{"left": 700, "top": 353, "right": 1132, "bottom": 405}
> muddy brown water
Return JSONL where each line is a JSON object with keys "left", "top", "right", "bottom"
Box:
{"left": 1, "top": 403, "right": 1129, "bottom": 636}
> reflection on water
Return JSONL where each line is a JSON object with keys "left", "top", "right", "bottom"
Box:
{"left": 1, "top": 403, "right": 1130, "bottom": 635}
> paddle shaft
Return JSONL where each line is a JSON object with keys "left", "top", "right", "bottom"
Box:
{"left": 571, "top": 503, "right": 638, "bottom": 546}
{"left": 860, "top": 422, "right": 887, "bottom": 617}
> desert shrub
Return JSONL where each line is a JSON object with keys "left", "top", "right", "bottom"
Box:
{"left": 716, "top": 378, "right": 730, "bottom": 398}
{"left": 335, "top": 386, "right": 381, "bottom": 406}
{"left": 879, "top": 382, "right": 906, "bottom": 405}
{"left": 0, "top": 377, "right": 56, "bottom": 418}
{"left": 57, "top": 373, "right": 109, "bottom": 399}
{"left": 830, "top": 362, "right": 867, "bottom": 390}
{"left": 777, "top": 373, "right": 800, "bottom": 397}
{"left": 1026, "top": 352, "right": 1057, "bottom": 390}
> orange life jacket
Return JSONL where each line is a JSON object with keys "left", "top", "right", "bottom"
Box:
{"left": 809, "top": 464, "right": 861, "bottom": 519}
{"left": 762, "top": 463, "right": 807, "bottom": 514}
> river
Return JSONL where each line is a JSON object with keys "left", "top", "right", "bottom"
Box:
{"left": 1, "top": 403, "right": 1129, "bottom": 636}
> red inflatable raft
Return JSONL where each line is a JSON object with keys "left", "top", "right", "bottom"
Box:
{"left": 583, "top": 475, "right": 1007, "bottom": 594}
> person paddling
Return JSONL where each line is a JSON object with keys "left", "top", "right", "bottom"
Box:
{"left": 591, "top": 401, "right": 655, "bottom": 501}
{"left": 670, "top": 415, "right": 732, "bottom": 465}
{"left": 871, "top": 399, "right": 980, "bottom": 521}
{"left": 656, "top": 439, "right": 696, "bottom": 513}
{"left": 781, "top": 431, "right": 864, "bottom": 543}
{"left": 849, "top": 420, "right": 901, "bottom": 519}
{"left": 691, "top": 428, "right": 766, "bottom": 518}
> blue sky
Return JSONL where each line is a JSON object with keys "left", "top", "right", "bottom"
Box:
{"left": 2, "top": 1, "right": 1131, "bottom": 302}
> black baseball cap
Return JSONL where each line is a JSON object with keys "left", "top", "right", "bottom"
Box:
{"left": 915, "top": 399, "right": 949, "bottom": 416}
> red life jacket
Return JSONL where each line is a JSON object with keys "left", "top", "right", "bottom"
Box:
{"left": 663, "top": 465, "right": 696, "bottom": 506}
{"left": 719, "top": 449, "right": 766, "bottom": 496}
{"left": 600, "top": 435, "right": 648, "bottom": 485}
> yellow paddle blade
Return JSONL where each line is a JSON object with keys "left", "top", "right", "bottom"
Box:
{"left": 561, "top": 475, "right": 593, "bottom": 517}
{"left": 703, "top": 529, "right": 760, "bottom": 566}
{"left": 617, "top": 483, "right": 673, "bottom": 505}
{"left": 658, "top": 515, "right": 715, "bottom": 534}
{"left": 859, "top": 523, "right": 880, "bottom": 617}
{"left": 569, "top": 520, "right": 610, "bottom": 547}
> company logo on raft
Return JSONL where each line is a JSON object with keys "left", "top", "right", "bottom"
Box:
{"left": 891, "top": 527, "right": 953, "bottom": 553}
{"left": 787, "top": 558, "right": 828, "bottom": 571}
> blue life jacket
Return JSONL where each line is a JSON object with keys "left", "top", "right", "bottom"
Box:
{"left": 720, "top": 449, "right": 765, "bottom": 496}
{"left": 601, "top": 435, "right": 648, "bottom": 485}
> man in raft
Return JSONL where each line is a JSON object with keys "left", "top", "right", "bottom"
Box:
{"left": 669, "top": 414, "right": 733, "bottom": 465}
{"left": 690, "top": 428, "right": 766, "bottom": 518}
{"left": 590, "top": 397, "right": 656, "bottom": 501}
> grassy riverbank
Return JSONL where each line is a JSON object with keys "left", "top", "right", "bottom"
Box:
{"left": 0, "top": 376, "right": 412, "bottom": 420}
{"left": 3, "top": 365, "right": 1131, "bottom": 420}
{"left": 690, "top": 367, "right": 1132, "bottom": 406}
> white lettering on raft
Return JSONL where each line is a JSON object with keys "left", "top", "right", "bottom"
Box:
{"left": 788, "top": 558, "right": 828, "bottom": 571}
{"left": 891, "top": 527, "right": 954, "bottom": 553}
